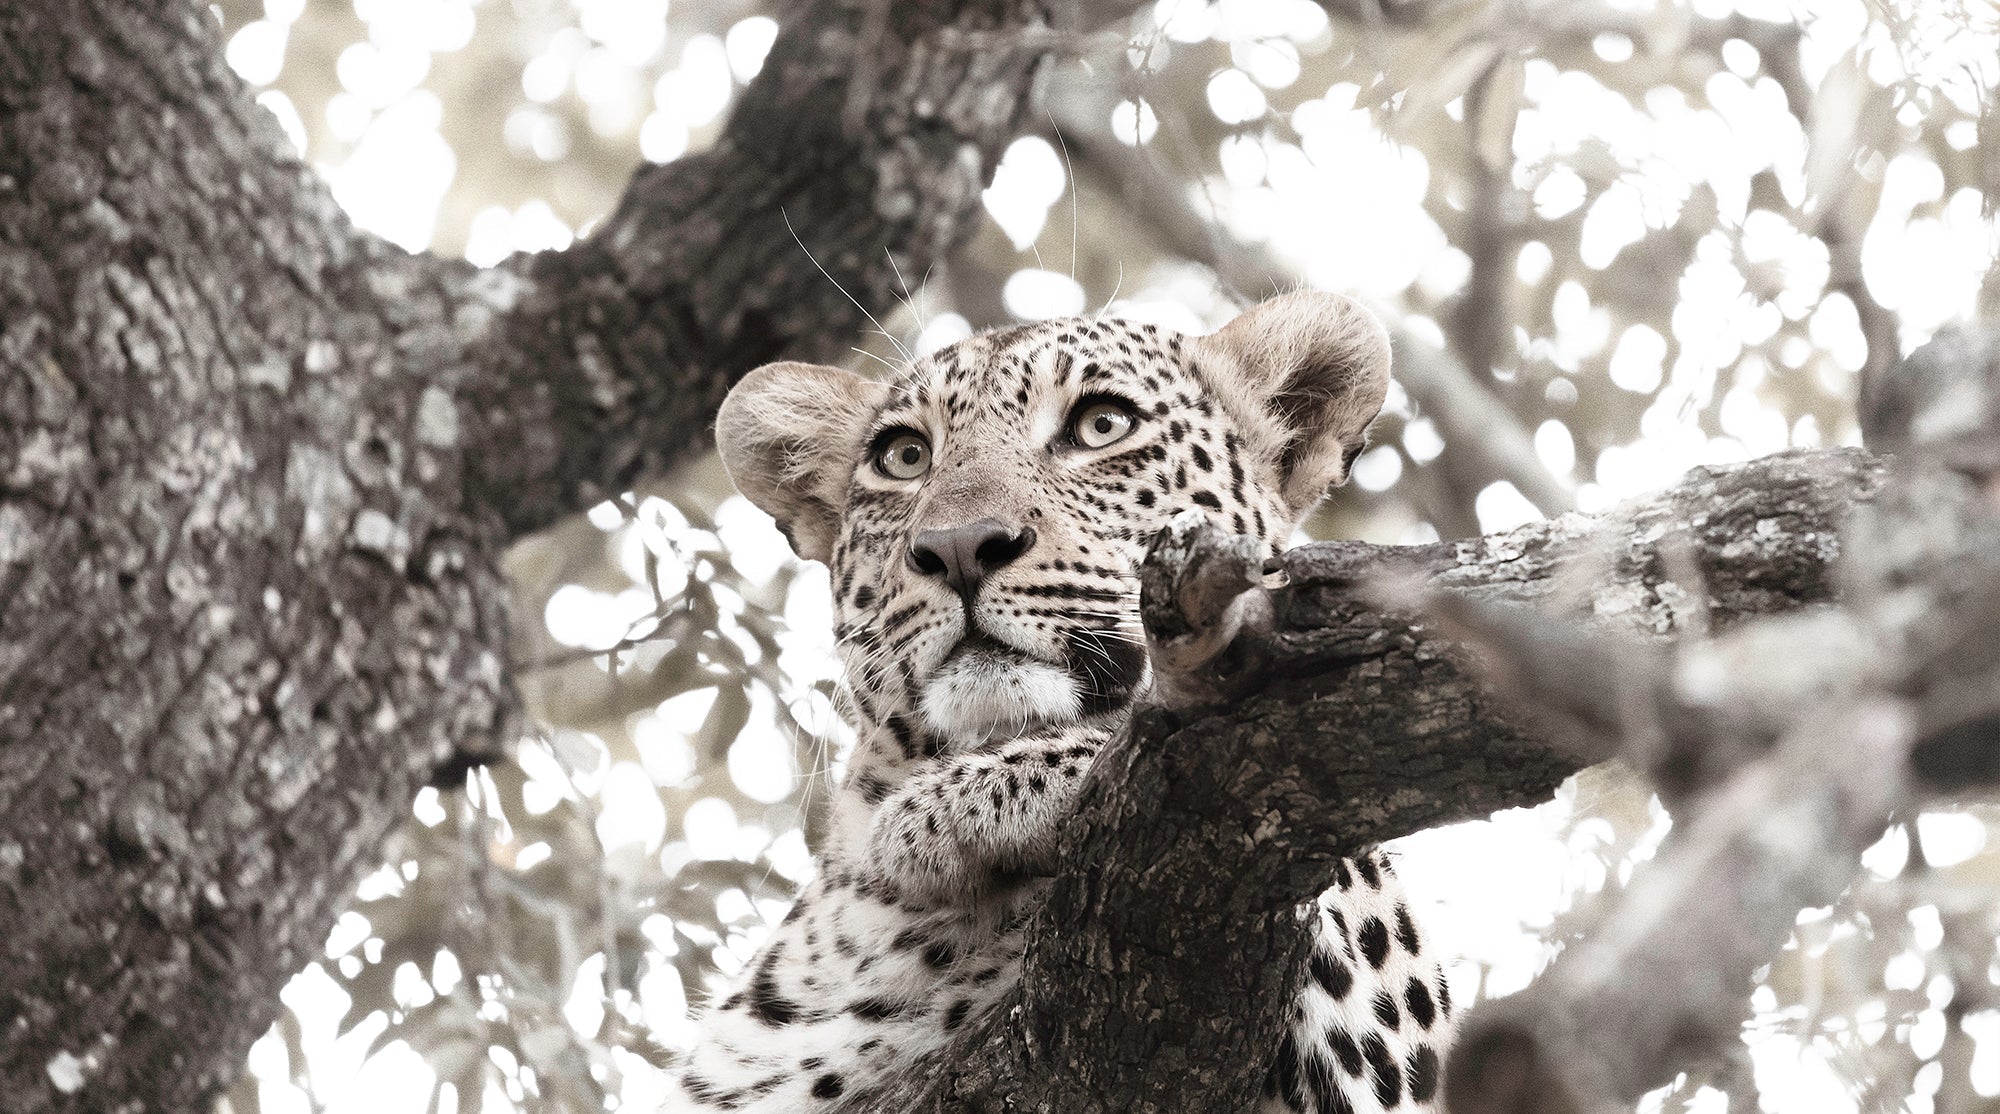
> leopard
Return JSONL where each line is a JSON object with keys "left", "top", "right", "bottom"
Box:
{"left": 669, "top": 291, "right": 1455, "bottom": 1113}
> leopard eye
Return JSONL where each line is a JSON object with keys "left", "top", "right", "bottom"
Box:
{"left": 1070, "top": 399, "right": 1137, "bottom": 450}
{"left": 875, "top": 431, "right": 931, "bottom": 480}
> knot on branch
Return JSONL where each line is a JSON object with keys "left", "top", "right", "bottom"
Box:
{"left": 1139, "top": 510, "right": 1274, "bottom": 707}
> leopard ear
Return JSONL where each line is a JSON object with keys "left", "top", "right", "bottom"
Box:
{"left": 1196, "top": 291, "right": 1391, "bottom": 516}
{"left": 716, "top": 362, "right": 888, "bottom": 564}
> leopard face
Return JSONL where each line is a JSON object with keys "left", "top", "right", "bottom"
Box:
{"left": 717, "top": 292, "right": 1391, "bottom": 749}
{"left": 827, "top": 320, "right": 1292, "bottom": 744}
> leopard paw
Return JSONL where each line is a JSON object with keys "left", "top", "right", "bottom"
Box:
{"left": 1140, "top": 510, "right": 1272, "bottom": 702}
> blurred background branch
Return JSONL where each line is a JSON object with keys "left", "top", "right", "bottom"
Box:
{"left": 1443, "top": 323, "right": 2000, "bottom": 1113}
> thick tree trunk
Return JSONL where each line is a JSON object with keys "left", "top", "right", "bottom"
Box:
{"left": 0, "top": 1, "right": 1052, "bottom": 1108}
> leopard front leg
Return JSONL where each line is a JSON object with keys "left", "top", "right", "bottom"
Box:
{"left": 862, "top": 729, "right": 1104, "bottom": 904}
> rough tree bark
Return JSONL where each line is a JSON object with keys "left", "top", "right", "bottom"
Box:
{"left": 0, "top": 3, "right": 1962, "bottom": 1114}
{"left": 0, "top": 0, "right": 1053, "bottom": 1108}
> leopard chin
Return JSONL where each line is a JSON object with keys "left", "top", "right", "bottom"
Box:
{"left": 917, "top": 643, "right": 1082, "bottom": 745}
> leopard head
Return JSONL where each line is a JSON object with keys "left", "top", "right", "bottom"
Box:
{"left": 716, "top": 292, "right": 1390, "bottom": 748}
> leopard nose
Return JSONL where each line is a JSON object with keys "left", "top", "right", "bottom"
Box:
{"left": 907, "top": 520, "right": 1036, "bottom": 604}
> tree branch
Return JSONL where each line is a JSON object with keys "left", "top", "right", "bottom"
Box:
{"left": 857, "top": 445, "right": 1882, "bottom": 1112}
{"left": 459, "top": 0, "right": 1063, "bottom": 539}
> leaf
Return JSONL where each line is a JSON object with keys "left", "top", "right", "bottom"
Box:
{"left": 519, "top": 1023, "right": 573, "bottom": 1068}
{"left": 339, "top": 960, "right": 400, "bottom": 1037}
{"left": 1391, "top": 38, "right": 1500, "bottom": 126}
{"left": 670, "top": 857, "right": 768, "bottom": 894}
{"left": 604, "top": 1015, "right": 681, "bottom": 1071}
{"left": 1475, "top": 55, "right": 1525, "bottom": 173}
{"left": 1804, "top": 53, "right": 1881, "bottom": 216}
{"left": 433, "top": 1040, "right": 487, "bottom": 1093}
{"left": 550, "top": 728, "right": 607, "bottom": 779}
{"left": 362, "top": 1010, "right": 406, "bottom": 1064}
{"left": 696, "top": 682, "right": 752, "bottom": 763}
